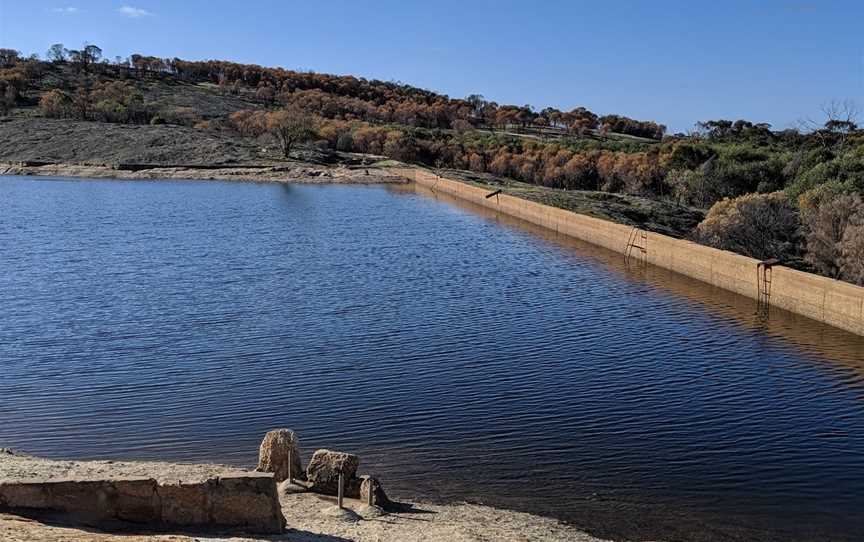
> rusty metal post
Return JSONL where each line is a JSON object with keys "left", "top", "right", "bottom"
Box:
{"left": 367, "top": 480, "right": 374, "bottom": 506}
{"left": 287, "top": 449, "right": 293, "bottom": 486}
{"left": 337, "top": 472, "right": 344, "bottom": 508}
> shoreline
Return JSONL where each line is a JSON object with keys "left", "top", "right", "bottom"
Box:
{"left": 0, "top": 450, "right": 605, "bottom": 542}
{"left": 397, "top": 167, "right": 864, "bottom": 337}
{"left": 0, "top": 161, "right": 410, "bottom": 185}
{"left": 0, "top": 165, "right": 606, "bottom": 541}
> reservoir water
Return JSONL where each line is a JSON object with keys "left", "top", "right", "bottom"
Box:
{"left": 1, "top": 176, "right": 863, "bottom": 541}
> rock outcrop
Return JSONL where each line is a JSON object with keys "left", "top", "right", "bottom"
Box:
{"left": 306, "top": 450, "right": 360, "bottom": 496}
{"left": 256, "top": 428, "right": 304, "bottom": 482}
{"left": 359, "top": 475, "right": 390, "bottom": 507}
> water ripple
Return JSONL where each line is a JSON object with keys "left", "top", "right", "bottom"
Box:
{"left": 1, "top": 177, "right": 864, "bottom": 542}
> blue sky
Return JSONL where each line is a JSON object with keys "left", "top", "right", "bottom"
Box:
{"left": 0, "top": 0, "right": 861, "bottom": 132}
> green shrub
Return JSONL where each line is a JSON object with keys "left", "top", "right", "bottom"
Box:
{"left": 683, "top": 157, "right": 785, "bottom": 207}
{"left": 665, "top": 142, "right": 714, "bottom": 170}
{"left": 787, "top": 152, "right": 864, "bottom": 203}
{"left": 693, "top": 192, "right": 802, "bottom": 261}
{"left": 718, "top": 144, "right": 772, "bottom": 163}
{"left": 797, "top": 180, "right": 848, "bottom": 216}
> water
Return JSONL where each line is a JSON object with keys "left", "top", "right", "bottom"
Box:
{"left": 1, "top": 176, "right": 863, "bottom": 542}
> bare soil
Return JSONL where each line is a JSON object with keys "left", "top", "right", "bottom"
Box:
{"left": 0, "top": 118, "right": 267, "bottom": 165}
{"left": 0, "top": 116, "right": 405, "bottom": 184}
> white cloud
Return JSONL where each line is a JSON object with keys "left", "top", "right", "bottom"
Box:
{"left": 117, "top": 5, "right": 153, "bottom": 18}
{"left": 51, "top": 7, "right": 80, "bottom": 14}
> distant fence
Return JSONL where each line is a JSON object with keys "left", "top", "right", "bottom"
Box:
{"left": 394, "top": 167, "right": 864, "bottom": 337}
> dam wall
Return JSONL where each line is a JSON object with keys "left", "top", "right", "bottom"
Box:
{"left": 394, "top": 167, "right": 864, "bottom": 337}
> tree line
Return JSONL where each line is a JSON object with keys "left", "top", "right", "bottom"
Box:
{"left": 225, "top": 109, "right": 864, "bottom": 283}
{"left": 23, "top": 44, "right": 667, "bottom": 139}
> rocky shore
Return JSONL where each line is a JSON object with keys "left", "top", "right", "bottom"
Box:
{"left": 0, "top": 161, "right": 408, "bottom": 185}
{"left": 0, "top": 435, "right": 605, "bottom": 542}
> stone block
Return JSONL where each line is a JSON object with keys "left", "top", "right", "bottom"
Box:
{"left": 157, "top": 479, "right": 211, "bottom": 526}
{"left": 306, "top": 450, "right": 360, "bottom": 495}
{"left": 211, "top": 473, "right": 284, "bottom": 533}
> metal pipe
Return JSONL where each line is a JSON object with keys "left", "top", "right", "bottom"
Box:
{"left": 337, "top": 472, "right": 344, "bottom": 508}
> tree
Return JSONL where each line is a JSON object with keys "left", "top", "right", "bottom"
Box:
{"left": 567, "top": 107, "right": 599, "bottom": 136}
{"left": 90, "top": 81, "right": 149, "bottom": 123}
{"left": 0, "top": 49, "right": 20, "bottom": 68}
{"left": 562, "top": 153, "right": 597, "bottom": 189}
{"left": 230, "top": 110, "right": 267, "bottom": 137}
{"left": 39, "top": 90, "right": 73, "bottom": 118}
{"left": 804, "top": 194, "right": 864, "bottom": 278}
{"left": 67, "top": 43, "right": 102, "bottom": 72}
{"left": 600, "top": 114, "right": 666, "bottom": 140}
{"left": 83, "top": 44, "right": 103, "bottom": 65}
{"left": 840, "top": 222, "right": 864, "bottom": 285}
{"left": 452, "top": 119, "right": 473, "bottom": 132}
{"left": 71, "top": 88, "right": 90, "bottom": 119}
{"left": 47, "top": 44, "right": 66, "bottom": 63}
{"left": 693, "top": 192, "right": 802, "bottom": 261}
{"left": 465, "top": 94, "right": 487, "bottom": 121}
{"left": 0, "top": 68, "right": 25, "bottom": 114}
{"left": 0, "top": 83, "right": 15, "bottom": 115}
{"left": 383, "top": 130, "right": 416, "bottom": 161}
{"left": 799, "top": 100, "right": 860, "bottom": 150}
{"left": 266, "top": 107, "right": 317, "bottom": 157}
{"left": 256, "top": 85, "right": 276, "bottom": 105}
{"left": 696, "top": 119, "right": 733, "bottom": 139}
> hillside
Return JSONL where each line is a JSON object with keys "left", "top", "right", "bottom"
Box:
{"left": 0, "top": 117, "right": 264, "bottom": 164}
{"left": 0, "top": 58, "right": 702, "bottom": 237}
{"left": 1, "top": 47, "right": 862, "bottom": 283}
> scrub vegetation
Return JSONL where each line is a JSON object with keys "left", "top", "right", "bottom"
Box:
{"left": 1, "top": 44, "right": 862, "bottom": 284}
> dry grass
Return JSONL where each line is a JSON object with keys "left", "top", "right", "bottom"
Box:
{"left": 434, "top": 168, "right": 704, "bottom": 238}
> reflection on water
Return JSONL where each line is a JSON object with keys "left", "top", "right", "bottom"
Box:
{"left": 1, "top": 176, "right": 863, "bottom": 542}
{"left": 406, "top": 183, "right": 864, "bottom": 377}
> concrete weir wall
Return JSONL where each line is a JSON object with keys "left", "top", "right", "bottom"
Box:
{"left": 0, "top": 473, "right": 284, "bottom": 534}
{"left": 395, "top": 167, "right": 864, "bottom": 337}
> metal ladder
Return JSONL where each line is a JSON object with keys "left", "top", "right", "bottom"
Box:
{"left": 624, "top": 227, "right": 648, "bottom": 265}
{"left": 756, "top": 259, "right": 779, "bottom": 316}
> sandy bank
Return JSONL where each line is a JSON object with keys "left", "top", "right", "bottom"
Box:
{"left": 0, "top": 452, "right": 605, "bottom": 542}
{"left": 0, "top": 162, "right": 408, "bottom": 185}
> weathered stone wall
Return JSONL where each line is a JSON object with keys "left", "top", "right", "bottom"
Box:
{"left": 0, "top": 473, "right": 284, "bottom": 534}
{"left": 395, "top": 167, "right": 864, "bottom": 337}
